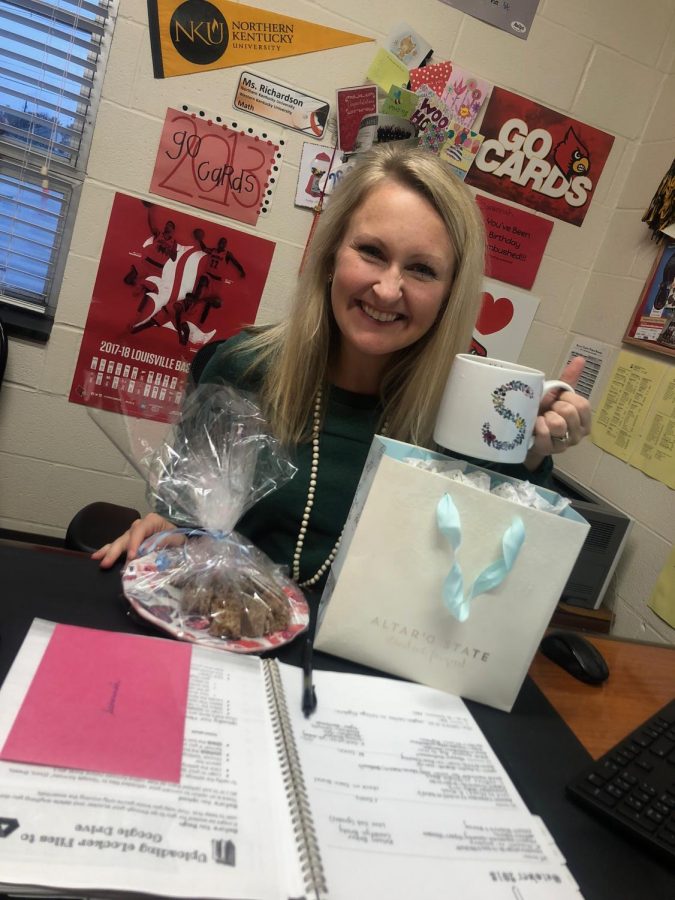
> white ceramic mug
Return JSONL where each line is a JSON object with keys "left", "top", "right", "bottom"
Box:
{"left": 434, "top": 354, "right": 575, "bottom": 464}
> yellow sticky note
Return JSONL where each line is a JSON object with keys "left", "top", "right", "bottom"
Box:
{"left": 366, "top": 48, "right": 410, "bottom": 93}
{"left": 648, "top": 545, "right": 675, "bottom": 628}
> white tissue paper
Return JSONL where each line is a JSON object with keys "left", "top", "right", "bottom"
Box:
{"left": 403, "top": 457, "right": 570, "bottom": 515}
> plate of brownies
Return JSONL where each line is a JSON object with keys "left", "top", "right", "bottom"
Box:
{"left": 122, "top": 542, "right": 309, "bottom": 654}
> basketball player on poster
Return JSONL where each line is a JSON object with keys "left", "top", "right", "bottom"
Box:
{"left": 126, "top": 208, "right": 245, "bottom": 348}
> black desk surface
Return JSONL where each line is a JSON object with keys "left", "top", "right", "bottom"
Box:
{"left": 0, "top": 542, "right": 672, "bottom": 898}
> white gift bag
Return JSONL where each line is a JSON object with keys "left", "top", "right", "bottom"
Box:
{"left": 315, "top": 436, "right": 590, "bottom": 712}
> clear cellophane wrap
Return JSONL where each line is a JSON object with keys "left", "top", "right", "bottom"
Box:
{"left": 128, "top": 383, "right": 302, "bottom": 643}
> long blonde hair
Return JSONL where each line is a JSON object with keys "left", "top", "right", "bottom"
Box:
{"left": 226, "top": 144, "right": 485, "bottom": 447}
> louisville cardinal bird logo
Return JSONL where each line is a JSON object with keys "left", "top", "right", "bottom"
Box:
{"left": 553, "top": 127, "right": 590, "bottom": 179}
{"left": 469, "top": 336, "right": 487, "bottom": 356}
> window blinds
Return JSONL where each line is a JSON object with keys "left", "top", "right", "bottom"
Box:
{"left": 0, "top": 0, "right": 114, "bottom": 315}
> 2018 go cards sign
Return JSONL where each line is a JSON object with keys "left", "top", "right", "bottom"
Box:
{"left": 465, "top": 88, "right": 614, "bottom": 226}
{"left": 147, "top": 0, "right": 372, "bottom": 78}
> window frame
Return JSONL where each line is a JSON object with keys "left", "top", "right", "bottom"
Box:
{"left": 0, "top": 0, "right": 117, "bottom": 341}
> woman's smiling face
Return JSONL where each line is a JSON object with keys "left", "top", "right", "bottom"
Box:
{"left": 330, "top": 180, "right": 456, "bottom": 383}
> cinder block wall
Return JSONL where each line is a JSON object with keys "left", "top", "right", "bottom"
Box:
{"left": 1, "top": 0, "right": 673, "bottom": 642}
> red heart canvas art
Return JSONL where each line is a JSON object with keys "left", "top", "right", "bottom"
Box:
{"left": 476, "top": 292, "right": 514, "bottom": 335}
{"left": 471, "top": 278, "right": 539, "bottom": 361}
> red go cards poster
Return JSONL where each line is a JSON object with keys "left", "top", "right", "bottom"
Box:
{"left": 466, "top": 88, "right": 614, "bottom": 226}
{"left": 69, "top": 194, "right": 275, "bottom": 423}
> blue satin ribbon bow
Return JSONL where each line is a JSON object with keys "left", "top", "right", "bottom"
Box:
{"left": 436, "top": 493, "right": 525, "bottom": 622}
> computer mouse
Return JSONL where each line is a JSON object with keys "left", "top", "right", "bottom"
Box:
{"left": 539, "top": 631, "right": 609, "bottom": 685}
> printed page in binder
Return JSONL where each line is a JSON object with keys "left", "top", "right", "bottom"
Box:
{"left": 0, "top": 620, "right": 579, "bottom": 899}
{"left": 0, "top": 620, "right": 305, "bottom": 900}
{"left": 279, "top": 665, "right": 582, "bottom": 900}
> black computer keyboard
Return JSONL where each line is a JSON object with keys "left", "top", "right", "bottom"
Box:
{"left": 567, "top": 698, "right": 675, "bottom": 866}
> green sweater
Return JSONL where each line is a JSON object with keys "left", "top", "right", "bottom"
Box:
{"left": 199, "top": 333, "right": 553, "bottom": 587}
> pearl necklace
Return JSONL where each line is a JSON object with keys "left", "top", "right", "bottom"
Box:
{"left": 292, "top": 389, "right": 340, "bottom": 588}
{"left": 292, "top": 389, "right": 385, "bottom": 589}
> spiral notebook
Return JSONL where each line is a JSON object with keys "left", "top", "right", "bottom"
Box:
{"left": 0, "top": 620, "right": 580, "bottom": 899}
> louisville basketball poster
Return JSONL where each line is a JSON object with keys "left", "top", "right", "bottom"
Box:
{"left": 69, "top": 193, "right": 275, "bottom": 423}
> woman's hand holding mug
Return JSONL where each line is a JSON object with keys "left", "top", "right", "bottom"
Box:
{"left": 525, "top": 355, "right": 591, "bottom": 470}
{"left": 434, "top": 354, "right": 591, "bottom": 469}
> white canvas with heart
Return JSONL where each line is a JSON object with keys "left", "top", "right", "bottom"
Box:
{"left": 471, "top": 277, "right": 540, "bottom": 362}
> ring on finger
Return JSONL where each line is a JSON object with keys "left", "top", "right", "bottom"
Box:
{"left": 552, "top": 430, "right": 569, "bottom": 445}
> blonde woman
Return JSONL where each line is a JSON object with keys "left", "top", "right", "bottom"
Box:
{"left": 95, "top": 145, "right": 590, "bottom": 587}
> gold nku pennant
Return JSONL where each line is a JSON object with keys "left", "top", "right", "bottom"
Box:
{"left": 148, "top": 0, "right": 373, "bottom": 78}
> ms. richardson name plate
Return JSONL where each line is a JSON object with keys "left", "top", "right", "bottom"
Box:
{"left": 234, "top": 71, "right": 330, "bottom": 137}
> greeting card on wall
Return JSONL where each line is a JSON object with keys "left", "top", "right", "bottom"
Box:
{"left": 69, "top": 194, "right": 275, "bottom": 423}
{"left": 475, "top": 195, "right": 553, "bottom": 289}
{"left": 465, "top": 88, "right": 615, "bottom": 226}
{"left": 417, "top": 123, "right": 448, "bottom": 156}
{"left": 147, "top": 0, "right": 372, "bottom": 78}
{"left": 321, "top": 156, "right": 359, "bottom": 199}
{"left": 150, "top": 108, "right": 282, "bottom": 227}
{"left": 380, "top": 85, "right": 418, "bottom": 119}
{"left": 409, "top": 87, "right": 453, "bottom": 133}
{"left": 440, "top": 66, "right": 491, "bottom": 128}
{"left": 386, "top": 23, "right": 432, "bottom": 69}
{"left": 470, "top": 278, "right": 539, "bottom": 361}
{"left": 437, "top": 122, "right": 484, "bottom": 179}
{"left": 365, "top": 48, "right": 409, "bottom": 93}
{"left": 295, "top": 143, "right": 336, "bottom": 208}
{"left": 409, "top": 60, "right": 453, "bottom": 96}
{"left": 336, "top": 85, "right": 378, "bottom": 153}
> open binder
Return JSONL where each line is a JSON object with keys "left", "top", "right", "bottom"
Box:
{"left": 0, "top": 621, "right": 581, "bottom": 899}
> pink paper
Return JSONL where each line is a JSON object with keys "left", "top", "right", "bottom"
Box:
{"left": 1, "top": 624, "right": 192, "bottom": 783}
{"left": 150, "top": 108, "right": 281, "bottom": 226}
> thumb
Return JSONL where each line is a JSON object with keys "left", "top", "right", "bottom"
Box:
{"left": 539, "top": 355, "right": 585, "bottom": 412}
{"left": 558, "top": 355, "right": 586, "bottom": 390}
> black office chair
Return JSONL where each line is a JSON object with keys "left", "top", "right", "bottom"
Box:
{"left": 64, "top": 501, "right": 140, "bottom": 554}
{"left": 0, "top": 316, "right": 8, "bottom": 388}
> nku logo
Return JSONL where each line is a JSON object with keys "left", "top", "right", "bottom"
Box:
{"left": 170, "top": 0, "right": 228, "bottom": 65}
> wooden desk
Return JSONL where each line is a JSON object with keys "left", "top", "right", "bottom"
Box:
{"left": 529, "top": 634, "right": 675, "bottom": 759}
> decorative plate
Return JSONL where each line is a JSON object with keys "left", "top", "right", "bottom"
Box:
{"left": 122, "top": 548, "right": 309, "bottom": 654}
